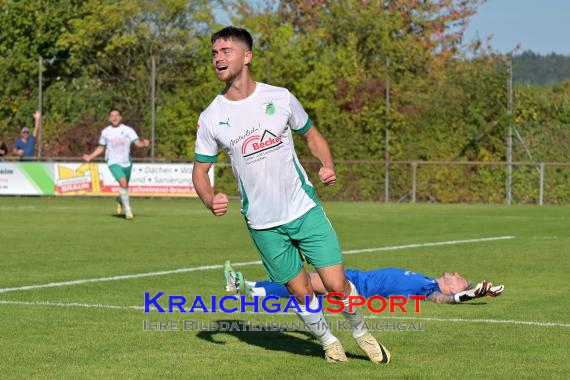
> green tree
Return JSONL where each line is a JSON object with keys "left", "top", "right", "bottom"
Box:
{"left": 0, "top": 0, "right": 85, "bottom": 132}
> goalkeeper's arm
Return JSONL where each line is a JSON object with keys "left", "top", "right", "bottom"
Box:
{"left": 427, "top": 292, "right": 455, "bottom": 304}
{"left": 427, "top": 282, "right": 504, "bottom": 304}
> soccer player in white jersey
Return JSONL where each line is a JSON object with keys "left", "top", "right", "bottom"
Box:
{"left": 83, "top": 109, "right": 149, "bottom": 219}
{"left": 192, "top": 26, "right": 390, "bottom": 364}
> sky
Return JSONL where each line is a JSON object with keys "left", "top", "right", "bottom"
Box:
{"left": 214, "top": 1, "right": 570, "bottom": 56}
{"left": 464, "top": 0, "right": 570, "bottom": 55}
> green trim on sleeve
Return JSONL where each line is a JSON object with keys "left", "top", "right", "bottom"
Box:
{"left": 195, "top": 153, "right": 218, "bottom": 163}
{"left": 294, "top": 118, "right": 312, "bottom": 135}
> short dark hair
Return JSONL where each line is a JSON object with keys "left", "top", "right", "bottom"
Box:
{"left": 211, "top": 26, "right": 253, "bottom": 51}
{"left": 109, "top": 108, "right": 122, "bottom": 115}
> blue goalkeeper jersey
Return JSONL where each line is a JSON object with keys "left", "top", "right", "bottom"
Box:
{"left": 344, "top": 268, "right": 440, "bottom": 298}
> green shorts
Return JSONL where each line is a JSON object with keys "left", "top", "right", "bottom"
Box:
{"left": 248, "top": 206, "right": 343, "bottom": 285}
{"left": 108, "top": 164, "right": 132, "bottom": 183}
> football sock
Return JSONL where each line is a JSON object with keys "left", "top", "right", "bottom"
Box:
{"left": 250, "top": 287, "right": 266, "bottom": 297}
{"left": 118, "top": 187, "right": 131, "bottom": 211}
{"left": 340, "top": 281, "right": 368, "bottom": 339}
{"left": 295, "top": 294, "right": 337, "bottom": 347}
{"left": 253, "top": 280, "right": 289, "bottom": 298}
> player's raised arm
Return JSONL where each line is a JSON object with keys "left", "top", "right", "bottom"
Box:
{"left": 192, "top": 161, "right": 228, "bottom": 216}
{"left": 302, "top": 125, "right": 336, "bottom": 186}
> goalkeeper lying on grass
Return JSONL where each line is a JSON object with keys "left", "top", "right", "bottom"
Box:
{"left": 224, "top": 261, "right": 503, "bottom": 304}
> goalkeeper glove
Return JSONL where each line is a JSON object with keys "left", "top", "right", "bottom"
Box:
{"left": 484, "top": 284, "right": 504, "bottom": 297}
{"left": 453, "top": 280, "right": 492, "bottom": 303}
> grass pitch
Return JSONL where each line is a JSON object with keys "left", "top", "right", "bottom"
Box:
{"left": 0, "top": 197, "right": 568, "bottom": 378}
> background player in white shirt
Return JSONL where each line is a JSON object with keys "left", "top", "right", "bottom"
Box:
{"left": 83, "top": 109, "right": 149, "bottom": 219}
{"left": 192, "top": 26, "right": 389, "bottom": 364}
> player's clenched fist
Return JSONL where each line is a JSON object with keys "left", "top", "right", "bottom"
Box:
{"left": 319, "top": 166, "right": 336, "bottom": 186}
{"left": 210, "top": 193, "right": 229, "bottom": 216}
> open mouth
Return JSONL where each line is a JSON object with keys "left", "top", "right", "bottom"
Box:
{"left": 216, "top": 65, "right": 228, "bottom": 72}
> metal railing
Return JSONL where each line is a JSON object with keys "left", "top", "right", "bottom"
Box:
{"left": 401, "top": 160, "right": 568, "bottom": 206}
{"left": 297, "top": 160, "right": 570, "bottom": 205}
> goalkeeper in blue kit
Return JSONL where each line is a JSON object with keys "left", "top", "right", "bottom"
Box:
{"left": 225, "top": 262, "right": 504, "bottom": 304}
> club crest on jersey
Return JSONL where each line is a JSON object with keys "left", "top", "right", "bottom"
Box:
{"left": 264, "top": 101, "right": 276, "bottom": 115}
{"left": 242, "top": 129, "right": 283, "bottom": 158}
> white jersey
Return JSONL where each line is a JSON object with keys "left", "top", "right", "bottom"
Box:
{"left": 195, "top": 82, "right": 318, "bottom": 229}
{"left": 98, "top": 124, "right": 139, "bottom": 167}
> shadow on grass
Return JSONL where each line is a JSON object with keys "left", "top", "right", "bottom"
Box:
{"left": 111, "top": 214, "right": 144, "bottom": 219}
{"left": 196, "top": 319, "right": 369, "bottom": 361}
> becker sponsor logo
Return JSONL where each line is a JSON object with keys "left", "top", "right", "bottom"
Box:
{"left": 242, "top": 130, "right": 283, "bottom": 158}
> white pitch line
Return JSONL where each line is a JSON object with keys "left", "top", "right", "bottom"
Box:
{"left": 343, "top": 236, "right": 514, "bottom": 255}
{"left": 0, "top": 300, "right": 143, "bottom": 311}
{"left": 0, "top": 299, "right": 567, "bottom": 329}
{"left": 0, "top": 236, "right": 514, "bottom": 294}
{"left": 0, "top": 260, "right": 262, "bottom": 294}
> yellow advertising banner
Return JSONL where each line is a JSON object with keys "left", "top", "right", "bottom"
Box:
{"left": 54, "top": 162, "right": 211, "bottom": 197}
